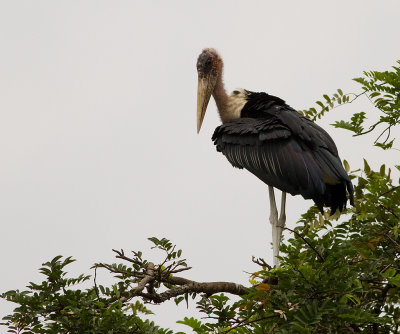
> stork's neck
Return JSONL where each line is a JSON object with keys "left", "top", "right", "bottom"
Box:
{"left": 212, "top": 74, "right": 229, "bottom": 122}
{"left": 213, "top": 73, "right": 246, "bottom": 123}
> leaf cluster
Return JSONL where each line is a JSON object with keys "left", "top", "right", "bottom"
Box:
{"left": 300, "top": 60, "right": 400, "bottom": 150}
{"left": 1, "top": 256, "right": 172, "bottom": 334}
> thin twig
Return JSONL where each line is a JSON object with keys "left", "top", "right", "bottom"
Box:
{"left": 379, "top": 186, "right": 400, "bottom": 197}
{"left": 160, "top": 245, "right": 175, "bottom": 269}
{"left": 112, "top": 249, "right": 142, "bottom": 265}
{"left": 378, "top": 203, "right": 399, "bottom": 219}
{"left": 168, "top": 266, "right": 192, "bottom": 274}
{"left": 354, "top": 121, "right": 382, "bottom": 137}
{"left": 268, "top": 323, "right": 278, "bottom": 334}
{"left": 95, "top": 263, "right": 145, "bottom": 279}
{"left": 285, "top": 227, "right": 325, "bottom": 262}
{"left": 384, "top": 234, "right": 400, "bottom": 250}
{"left": 374, "top": 125, "right": 390, "bottom": 143}
{"left": 94, "top": 267, "right": 100, "bottom": 299}
{"left": 252, "top": 256, "right": 272, "bottom": 270}
{"left": 220, "top": 315, "right": 279, "bottom": 334}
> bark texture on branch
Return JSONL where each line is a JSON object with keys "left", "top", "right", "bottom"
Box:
{"left": 118, "top": 262, "right": 247, "bottom": 303}
{"left": 141, "top": 280, "right": 247, "bottom": 303}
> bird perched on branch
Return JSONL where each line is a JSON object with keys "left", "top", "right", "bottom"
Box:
{"left": 196, "top": 48, "right": 354, "bottom": 266}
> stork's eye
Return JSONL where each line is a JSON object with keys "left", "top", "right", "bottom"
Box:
{"left": 233, "top": 90, "right": 240, "bottom": 95}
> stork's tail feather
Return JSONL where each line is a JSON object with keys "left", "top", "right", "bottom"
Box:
{"left": 325, "top": 183, "right": 347, "bottom": 215}
{"left": 347, "top": 180, "right": 355, "bottom": 207}
{"left": 311, "top": 148, "right": 355, "bottom": 215}
{"left": 314, "top": 180, "right": 354, "bottom": 215}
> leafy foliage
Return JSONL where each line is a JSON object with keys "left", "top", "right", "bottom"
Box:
{"left": 1, "top": 256, "right": 172, "bottom": 334}
{"left": 300, "top": 60, "right": 400, "bottom": 149}
{"left": 2, "top": 61, "right": 400, "bottom": 333}
{"left": 300, "top": 88, "right": 350, "bottom": 121}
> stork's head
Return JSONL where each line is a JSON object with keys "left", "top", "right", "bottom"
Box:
{"left": 196, "top": 48, "right": 223, "bottom": 133}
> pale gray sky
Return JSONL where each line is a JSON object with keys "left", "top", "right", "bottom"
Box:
{"left": 1, "top": 1, "right": 399, "bottom": 332}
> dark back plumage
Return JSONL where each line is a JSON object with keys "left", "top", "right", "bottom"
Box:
{"left": 212, "top": 91, "right": 354, "bottom": 213}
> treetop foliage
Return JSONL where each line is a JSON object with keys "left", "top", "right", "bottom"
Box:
{"left": 300, "top": 60, "right": 400, "bottom": 150}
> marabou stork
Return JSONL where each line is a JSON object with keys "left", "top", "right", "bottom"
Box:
{"left": 196, "top": 48, "right": 354, "bottom": 266}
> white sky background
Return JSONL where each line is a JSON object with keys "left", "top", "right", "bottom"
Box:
{"left": 0, "top": 1, "right": 399, "bottom": 332}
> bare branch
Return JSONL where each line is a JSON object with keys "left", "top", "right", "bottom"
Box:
{"left": 112, "top": 249, "right": 142, "bottom": 265}
{"left": 252, "top": 256, "right": 272, "bottom": 270}
{"left": 168, "top": 266, "right": 192, "bottom": 274}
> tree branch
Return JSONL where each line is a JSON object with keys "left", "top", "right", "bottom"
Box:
{"left": 98, "top": 250, "right": 248, "bottom": 305}
{"left": 134, "top": 262, "right": 155, "bottom": 294}
{"left": 128, "top": 280, "right": 247, "bottom": 303}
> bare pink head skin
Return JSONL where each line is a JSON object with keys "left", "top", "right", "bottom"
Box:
{"left": 196, "top": 48, "right": 247, "bottom": 133}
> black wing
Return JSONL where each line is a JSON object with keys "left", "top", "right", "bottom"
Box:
{"left": 212, "top": 116, "right": 354, "bottom": 213}
{"left": 241, "top": 91, "right": 339, "bottom": 155}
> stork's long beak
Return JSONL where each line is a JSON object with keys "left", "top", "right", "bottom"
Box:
{"left": 197, "top": 74, "right": 217, "bottom": 133}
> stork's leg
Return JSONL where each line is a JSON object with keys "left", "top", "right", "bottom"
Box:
{"left": 268, "top": 186, "right": 279, "bottom": 267}
{"left": 276, "top": 192, "right": 287, "bottom": 264}
{"left": 268, "top": 188, "right": 287, "bottom": 267}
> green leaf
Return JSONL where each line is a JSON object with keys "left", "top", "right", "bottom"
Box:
{"left": 380, "top": 164, "right": 386, "bottom": 176}
{"left": 176, "top": 317, "right": 206, "bottom": 331}
{"left": 323, "top": 94, "right": 331, "bottom": 103}
{"left": 388, "top": 275, "right": 400, "bottom": 287}
{"left": 343, "top": 160, "right": 350, "bottom": 173}
{"left": 375, "top": 139, "right": 394, "bottom": 150}
{"left": 363, "top": 159, "right": 371, "bottom": 174}
{"left": 369, "top": 92, "right": 381, "bottom": 98}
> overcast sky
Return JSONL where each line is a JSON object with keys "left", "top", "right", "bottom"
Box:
{"left": 1, "top": 1, "right": 399, "bottom": 332}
